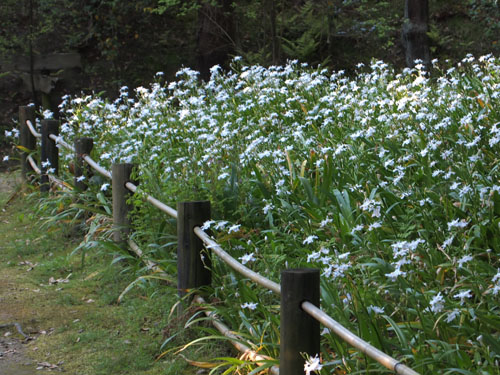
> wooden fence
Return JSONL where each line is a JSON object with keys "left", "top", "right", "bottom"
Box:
{"left": 17, "top": 105, "right": 419, "bottom": 375}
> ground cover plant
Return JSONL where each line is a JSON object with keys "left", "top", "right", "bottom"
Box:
{"left": 0, "top": 172, "right": 227, "bottom": 374}
{"left": 7, "top": 54, "right": 500, "bottom": 374}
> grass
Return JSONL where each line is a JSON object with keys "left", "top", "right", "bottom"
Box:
{"left": 0, "top": 171, "right": 232, "bottom": 375}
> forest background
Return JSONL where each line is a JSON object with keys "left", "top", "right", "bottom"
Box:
{"left": 0, "top": 0, "right": 499, "bottom": 154}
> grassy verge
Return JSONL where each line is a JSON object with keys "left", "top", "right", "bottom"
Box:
{"left": 0, "top": 171, "right": 230, "bottom": 375}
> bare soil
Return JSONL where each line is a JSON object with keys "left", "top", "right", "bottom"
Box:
{"left": 0, "top": 173, "right": 49, "bottom": 374}
{"left": 0, "top": 270, "right": 39, "bottom": 375}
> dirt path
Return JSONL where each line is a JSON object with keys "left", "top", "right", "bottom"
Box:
{"left": 0, "top": 172, "right": 40, "bottom": 374}
{"left": 0, "top": 171, "right": 199, "bottom": 375}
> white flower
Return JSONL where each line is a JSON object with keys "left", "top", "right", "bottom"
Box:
{"left": 441, "top": 235, "right": 454, "bottom": 249}
{"left": 303, "top": 235, "right": 318, "bottom": 245}
{"left": 447, "top": 219, "right": 469, "bottom": 231}
{"left": 213, "top": 221, "right": 227, "bottom": 230}
{"left": 457, "top": 254, "right": 473, "bottom": 268}
{"left": 239, "top": 253, "right": 256, "bottom": 265}
{"left": 76, "top": 175, "right": 86, "bottom": 182}
{"left": 320, "top": 217, "right": 332, "bottom": 228}
{"left": 385, "top": 268, "right": 406, "bottom": 281}
{"left": 41, "top": 159, "right": 51, "bottom": 168}
{"left": 218, "top": 172, "right": 230, "bottom": 180}
{"left": 368, "top": 222, "right": 381, "bottom": 231}
{"left": 428, "top": 292, "right": 445, "bottom": 313}
{"left": 338, "top": 252, "right": 350, "bottom": 260}
{"left": 201, "top": 220, "right": 215, "bottom": 230}
{"left": 454, "top": 289, "right": 472, "bottom": 305}
{"left": 320, "top": 327, "right": 330, "bottom": 336}
{"left": 100, "top": 183, "right": 110, "bottom": 191}
{"left": 446, "top": 309, "right": 460, "bottom": 323}
{"left": 304, "top": 354, "right": 323, "bottom": 375}
{"left": 350, "top": 224, "right": 364, "bottom": 235}
{"left": 367, "top": 305, "right": 385, "bottom": 315}
{"left": 263, "top": 202, "right": 274, "bottom": 214}
{"left": 42, "top": 109, "right": 54, "bottom": 119}
{"left": 2, "top": 156, "right": 9, "bottom": 162}
{"left": 228, "top": 224, "right": 241, "bottom": 233}
{"left": 241, "top": 302, "right": 258, "bottom": 310}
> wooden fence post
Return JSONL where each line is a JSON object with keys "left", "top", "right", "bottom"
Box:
{"left": 177, "top": 201, "right": 211, "bottom": 301}
{"left": 112, "top": 163, "right": 135, "bottom": 245}
{"left": 74, "top": 138, "right": 94, "bottom": 191}
{"left": 280, "top": 268, "right": 320, "bottom": 375}
{"left": 40, "top": 119, "right": 59, "bottom": 192}
{"left": 18, "top": 106, "right": 36, "bottom": 179}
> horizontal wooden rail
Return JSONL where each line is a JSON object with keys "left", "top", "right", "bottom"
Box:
{"left": 27, "top": 155, "right": 41, "bottom": 174}
{"left": 125, "top": 182, "right": 178, "bottom": 219}
{"left": 26, "top": 119, "right": 41, "bottom": 138}
{"left": 82, "top": 155, "right": 112, "bottom": 179}
{"left": 27, "top": 155, "right": 70, "bottom": 191}
{"left": 193, "top": 295, "right": 280, "bottom": 375}
{"left": 302, "top": 301, "right": 419, "bottom": 375}
{"left": 193, "top": 226, "right": 281, "bottom": 294}
{"left": 48, "top": 133, "right": 74, "bottom": 152}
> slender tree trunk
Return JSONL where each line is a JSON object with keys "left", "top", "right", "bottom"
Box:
{"left": 402, "top": 0, "right": 430, "bottom": 67}
{"left": 196, "top": 0, "right": 235, "bottom": 80}
{"left": 269, "top": 0, "right": 279, "bottom": 65}
{"left": 326, "top": 0, "right": 335, "bottom": 59}
{"left": 28, "top": 0, "right": 38, "bottom": 109}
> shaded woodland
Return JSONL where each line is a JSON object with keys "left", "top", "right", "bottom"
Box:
{"left": 0, "top": 0, "right": 499, "bottom": 143}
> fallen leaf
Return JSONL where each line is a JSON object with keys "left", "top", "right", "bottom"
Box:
{"left": 36, "top": 361, "right": 59, "bottom": 369}
{"left": 84, "top": 271, "right": 100, "bottom": 280}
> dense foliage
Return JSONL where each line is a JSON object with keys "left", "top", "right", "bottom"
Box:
{"left": 2, "top": 0, "right": 499, "bottom": 85}
{"left": 11, "top": 54, "right": 497, "bottom": 374}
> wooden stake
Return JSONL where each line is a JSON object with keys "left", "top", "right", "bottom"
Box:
{"left": 18, "top": 106, "right": 36, "bottom": 179}
{"left": 112, "top": 163, "right": 135, "bottom": 245}
{"left": 177, "top": 201, "right": 211, "bottom": 300}
{"left": 280, "top": 268, "right": 320, "bottom": 375}
{"left": 40, "top": 119, "right": 59, "bottom": 192}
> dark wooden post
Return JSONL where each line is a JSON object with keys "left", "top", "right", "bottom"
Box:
{"left": 74, "top": 138, "right": 94, "bottom": 191}
{"left": 177, "top": 201, "right": 211, "bottom": 300}
{"left": 18, "top": 106, "right": 36, "bottom": 179}
{"left": 280, "top": 268, "right": 320, "bottom": 375}
{"left": 112, "top": 163, "right": 135, "bottom": 245}
{"left": 40, "top": 119, "right": 59, "bottom": 192}
{"left": 402, "top": 0, "right": 430, "bottom": 68}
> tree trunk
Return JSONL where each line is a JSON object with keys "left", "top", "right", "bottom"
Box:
{"left": 196, "top": 0, "right": 235, "bottom": 80}
{"left": 402, "top": 0, "right": 430, "bottom": 67}
{"left": 269, "top": 0, "right": 279, "bottom": 65}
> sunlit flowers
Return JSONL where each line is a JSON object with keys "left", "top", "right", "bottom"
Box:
{"left": 304, "top": 354, "right": 322, "bottom": 375}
